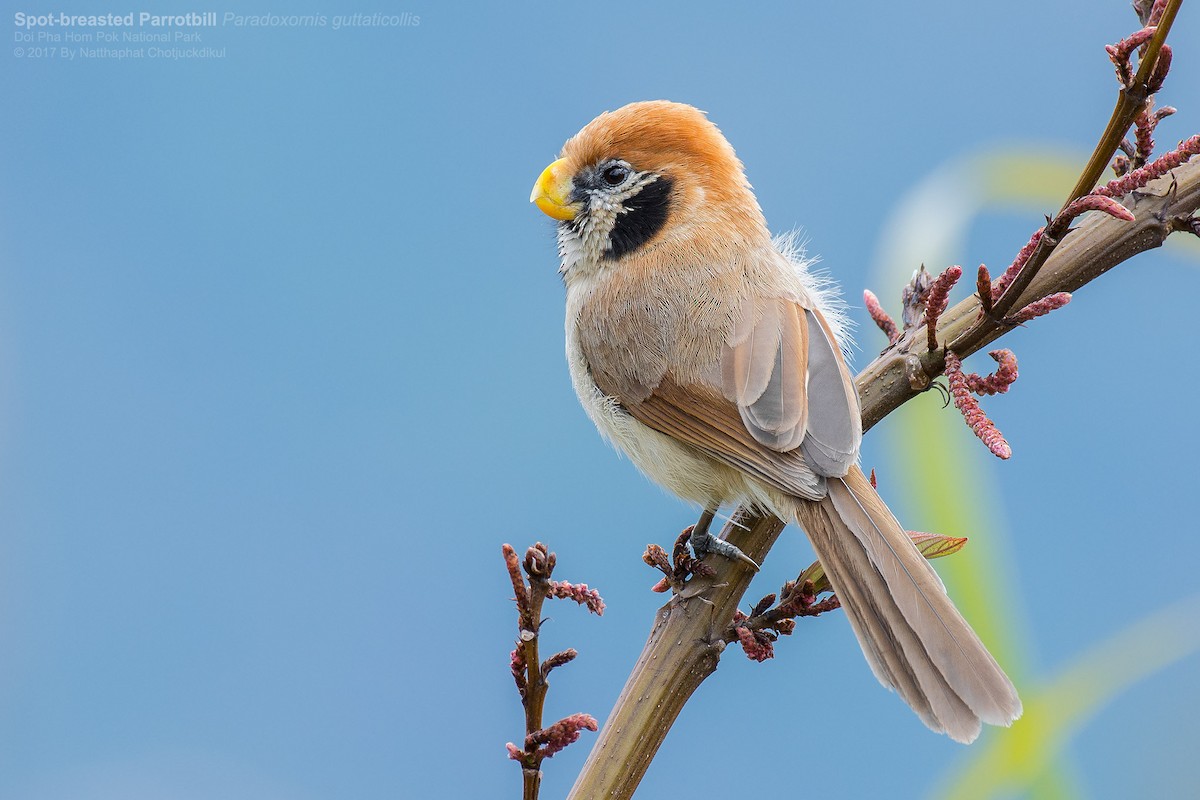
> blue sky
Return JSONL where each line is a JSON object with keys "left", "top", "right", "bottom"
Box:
{"left": 3, "top": 2, "right": 1199, "bottom": 798}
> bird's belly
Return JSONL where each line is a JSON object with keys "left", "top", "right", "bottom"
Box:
{"left": 565, "top": 325, "right": 768, "bottom": 511}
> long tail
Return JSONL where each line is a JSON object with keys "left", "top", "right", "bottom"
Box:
{"left": 794, "top": 465, "right": 1021, "bottom": 743}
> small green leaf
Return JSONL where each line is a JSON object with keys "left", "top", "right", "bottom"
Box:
{"left": 909, "top": 531, "right": 969, "bottom": 560}
{"left": 797, "top": 532, "right": 964, "bottom": 597}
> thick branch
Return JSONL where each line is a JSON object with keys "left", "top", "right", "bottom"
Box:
{"left": 566, "top": 510, "right": 785, "bottom": 799}
{"left": 566, "top": 157, "right": 1200, "bottom": 800}
{"left": 861, "top": 157, "right": 1200, "bottom": 429}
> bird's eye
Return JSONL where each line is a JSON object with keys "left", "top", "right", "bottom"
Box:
{"left": 601, "top": 165, "right": 629, "bottom": 186}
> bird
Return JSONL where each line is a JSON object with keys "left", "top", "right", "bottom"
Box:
{"left": 530, "top": 100, "right": 1021, "bottom": 744}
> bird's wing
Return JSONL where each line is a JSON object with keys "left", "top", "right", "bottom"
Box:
{"left": 586, "top": 295, "right": 861, "bottom": 499}
{"left": 798, "top": 303, "right": 862, "bottom": 475}
{"left": 721, "top": 295, "right": 862, "bottom": 477}
{"left": 627, "top": 378, "right": 827, "bottom": 501}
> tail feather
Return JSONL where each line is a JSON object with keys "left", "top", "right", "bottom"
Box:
{"left": 817, "top": 526, "right": 942, "bottom": 728}
{"left": 795, "top": 465, "right": 1022, "bottom": 743}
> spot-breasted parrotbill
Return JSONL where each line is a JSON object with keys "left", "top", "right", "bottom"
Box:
{"left": 531, "top": 101, "right": 1021, "bottom": 743}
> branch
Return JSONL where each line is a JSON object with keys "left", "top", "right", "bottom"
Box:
{"left": 504, "top": 544, "right": 602, "bottom": 800}
{"left": 860, "top": 157, "right": 1200, "bottom": 429}
{"left": 989, "top": 0, "right": 1181, "bottom": 320}
{"left": 566, "top": 153, "right": 1200, "bottom": 800}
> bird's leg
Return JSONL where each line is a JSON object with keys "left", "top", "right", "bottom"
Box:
{"left": 688, "top": 508, "right": 760, "bottom": 571}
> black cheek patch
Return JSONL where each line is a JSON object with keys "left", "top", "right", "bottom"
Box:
{"left": 604, "top": 177, "right": 674, "bottom": 261}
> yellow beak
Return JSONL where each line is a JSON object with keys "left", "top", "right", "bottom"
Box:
{"left": 530, "top": 159, "right": 579, "bottom": 221}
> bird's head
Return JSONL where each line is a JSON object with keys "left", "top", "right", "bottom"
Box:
{"left": 531, "top": 101, "right": 769, "bottom": 271}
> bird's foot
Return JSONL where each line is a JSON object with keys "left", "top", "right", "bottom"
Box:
{"left": 689, "top": 511, "right": 760, "bottom": 571}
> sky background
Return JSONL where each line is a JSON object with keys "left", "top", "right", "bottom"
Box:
{"left": 2, "top": 2, "right": 1199, "bottom": 798}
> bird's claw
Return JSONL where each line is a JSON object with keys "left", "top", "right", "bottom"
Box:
{"left": 688, "top": 527, "right": 760, "bottom": 572}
